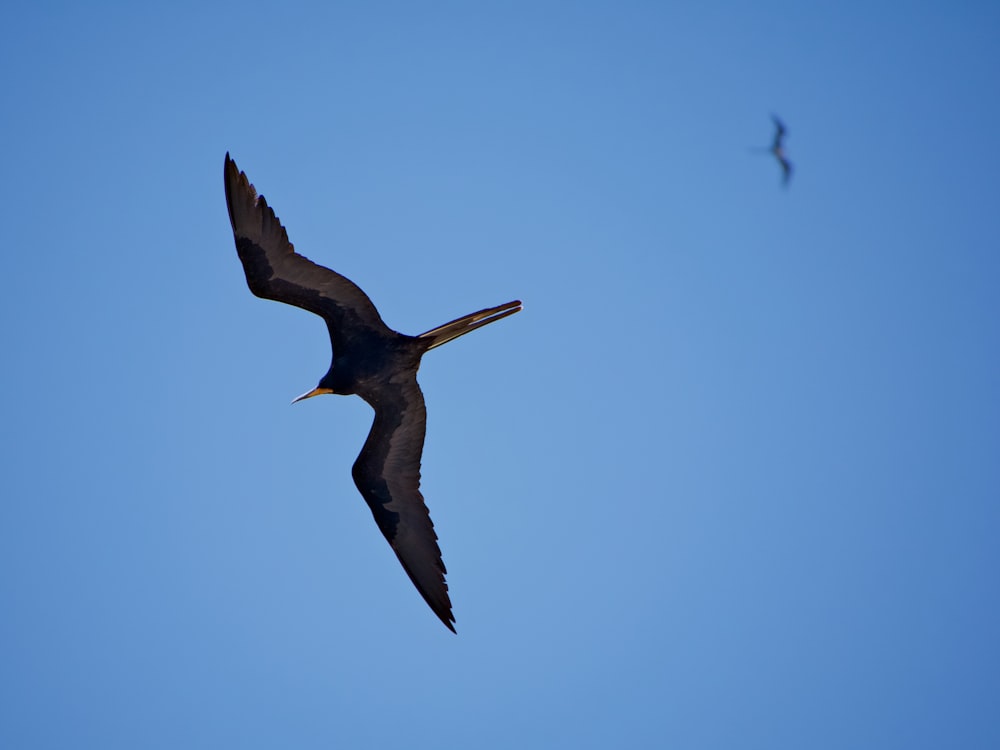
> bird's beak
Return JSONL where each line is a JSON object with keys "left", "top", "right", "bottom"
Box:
{"left": 291, "top": 387, "right": 334, "bottom": 404}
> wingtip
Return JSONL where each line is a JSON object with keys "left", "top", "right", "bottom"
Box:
{"left": 224, "top": 153, "right": 261, "bottom": 208}
{"left": 224, "top": 152, "right": 247, "bottom": 183}
{"left": 439, "top": 611, "right": 457, "bottom": 634}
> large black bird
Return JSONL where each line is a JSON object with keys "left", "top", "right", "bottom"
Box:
{"left": 223, "top": 154, "right": 521, "bottom": 632}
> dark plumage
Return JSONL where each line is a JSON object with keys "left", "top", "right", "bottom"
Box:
{"left": 768, "top": 114, "right": 793, "bottom": 186}
{"left": 224, "top": 153, "right": 521, "bottom": 632}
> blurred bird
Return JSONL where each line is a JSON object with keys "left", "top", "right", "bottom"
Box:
{"left": 752, "top": 114, "right": 793, "bottom": 186}
{"left": 223, "top": 153, "right": 521, "bottom": 632}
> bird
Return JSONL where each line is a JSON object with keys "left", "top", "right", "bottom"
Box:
{"left": 752, "top": 114, "right": 793, "bottom": 186}
{"left": 223, "top": 153, "right": 521, "bottom": 632}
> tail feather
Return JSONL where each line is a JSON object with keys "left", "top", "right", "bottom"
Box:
{"left": 418, "top": 300, "right": 522, "bottom": 350}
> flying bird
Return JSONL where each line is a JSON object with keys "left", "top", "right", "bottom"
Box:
{"left": 223, "top": 153, "right": 521, "bottom": 632}
{"left": 753, "top": 114, "right": 793, "bottom": 186}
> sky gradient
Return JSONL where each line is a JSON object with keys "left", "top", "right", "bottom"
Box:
{"left": 2, "top": 2, "right": 999, "bottom": 748}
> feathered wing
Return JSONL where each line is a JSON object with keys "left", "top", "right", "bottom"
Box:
{"left": 778, "top": 156, "right": 793, "bottom": 185}
{"left": 771, "top": 115, "right": 787, "bottom": 148}
{"left": 224, "top": 153, "right": 393, "bottom": 348}
{"left": 351, "top": 376, "right": 455, "bottom": 632}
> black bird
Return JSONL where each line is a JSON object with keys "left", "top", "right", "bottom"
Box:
{"left": 752, "top": 114, "right": 793, "bottom": 186}
{"left": 223, "top": 153, "right": 521, "bottom": 632}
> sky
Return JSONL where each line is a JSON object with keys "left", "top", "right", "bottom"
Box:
{"left": 2, "top": 1, "right": 999, "bottom": 747}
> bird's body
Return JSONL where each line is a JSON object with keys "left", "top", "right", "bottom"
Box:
{"left": 224, "top": 154, "right": 521, "bottom": 632}
{"left": 751, "top": 115, "right": 794, "bottom": 186}
{"left": 768, "top": 115, "right": 793, "bottom": 185}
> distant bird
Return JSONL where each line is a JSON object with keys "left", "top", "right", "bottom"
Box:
{"left": 223, "top": 153, "right": 521, "bottom": 632}
{"left": 753, "top": 114, "right": 793, "bottom": 186}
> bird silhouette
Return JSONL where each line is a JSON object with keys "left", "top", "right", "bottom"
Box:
{"left": 751, "top": 114, "right": 793, "bottom": 186}
{"left": 224, "top": 153, "right": 521, "bottom": 632}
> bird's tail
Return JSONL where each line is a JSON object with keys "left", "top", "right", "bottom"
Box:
{"left": 418, "top": 300, "right": 522, "bottom": 350}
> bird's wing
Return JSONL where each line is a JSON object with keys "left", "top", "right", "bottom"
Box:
{"left": 224, "top": 154, "right": 393, "bottom": 347}
{"left": 351, "top": 375, "right": 455, "bottom": 632}
{"left": 771, "top": 115, "right": 787, "bottom": 147}
{"left": 778, "top": 156, "right": 793, "bottom": 185}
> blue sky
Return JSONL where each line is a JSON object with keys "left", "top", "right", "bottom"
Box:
{"left": 2, "top": 1, "right": 999, "bottom": 747}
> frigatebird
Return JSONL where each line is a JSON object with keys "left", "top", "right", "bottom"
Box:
{"left": 755, "top": 114, "right": 793, "bottom": 186}
{"left": 223, "top": 153, "right": 521, "bottom": 632}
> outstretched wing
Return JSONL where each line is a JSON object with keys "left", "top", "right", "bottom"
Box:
{"left": 771, "top": 114, "right": 787, "bottom": 148}
{"left": 777, "top": 155, "right": 793, "bottom": 185}
{"left": 351, "top": 376, "right": 455, "bottom": 632}
{"left": 224, "top": 153, "right": 393, "bottom": 349}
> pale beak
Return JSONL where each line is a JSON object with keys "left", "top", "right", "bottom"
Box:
{"left": 291, "top": 387, "right": 334, "bottom": 404}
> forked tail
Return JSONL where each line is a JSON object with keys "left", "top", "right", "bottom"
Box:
{"left": 418, "top": 300, "right": 522, "bottom": 350}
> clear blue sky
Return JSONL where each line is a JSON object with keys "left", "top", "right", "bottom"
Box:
{"left": 2, "top": 2, "right": 999, "bottom": 748}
